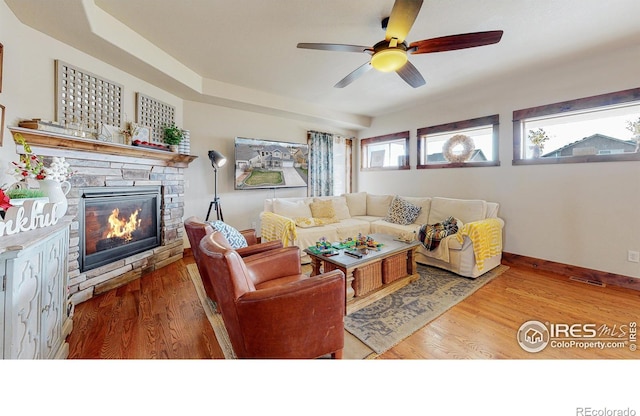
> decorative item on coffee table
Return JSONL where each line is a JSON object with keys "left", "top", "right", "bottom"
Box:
{"left": 355, "top": 233, "right": 382, "bottom": 251}
{"left": 309, "top": 237, "right": 338, "bottom": 256}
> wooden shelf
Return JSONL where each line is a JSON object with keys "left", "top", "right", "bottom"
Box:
{"left": 8, "top": 127, "right": 197, "bottom": 167}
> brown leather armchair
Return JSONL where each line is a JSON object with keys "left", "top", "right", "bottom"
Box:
{"left": 184, "top": 216, "right": 283, "bottom": 307}
{"left": 199, "top": 229, "right": 346, "bottom": 359}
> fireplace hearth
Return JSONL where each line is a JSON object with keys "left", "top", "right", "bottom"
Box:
{"left": 79, "top": 186, "right": 161, "bottom": 272}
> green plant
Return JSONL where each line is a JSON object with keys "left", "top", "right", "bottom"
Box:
{"left": 163, "top": 123, "right": 184, "bottom": 146}
{"left": 6, "top": 188, "right": 46, "bottom": 199}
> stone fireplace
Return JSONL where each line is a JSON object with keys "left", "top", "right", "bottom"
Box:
{"left": 9, "top": 127, "right": 197, "bottom": 306}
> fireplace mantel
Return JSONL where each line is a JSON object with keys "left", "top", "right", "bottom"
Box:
{"left": 9, "top": 127, "right": 197, "bottom": 167}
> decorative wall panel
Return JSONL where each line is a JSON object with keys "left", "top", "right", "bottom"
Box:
{"left": 55, "top": 60, "right": 123, "bottom": 131}
{"left": 135, "top": 93, "right": 175, "bottom": 143}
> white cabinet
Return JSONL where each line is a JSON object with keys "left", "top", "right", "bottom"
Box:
{"left": 1, "top": 218, "right": 73, "bottom": 359}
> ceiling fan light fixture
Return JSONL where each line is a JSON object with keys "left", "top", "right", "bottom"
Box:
{"left": 371, "top": 48, "right": 408, "bottom": 72}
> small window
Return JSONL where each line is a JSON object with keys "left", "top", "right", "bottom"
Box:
{"left": 361, "top": 131, "right": 410, "bottom": 171}
{"left": 417, "top": 115, "right": 499, "bottom": 169}
{"left": 513, "top": 88, "right": 640, "bottom": 165}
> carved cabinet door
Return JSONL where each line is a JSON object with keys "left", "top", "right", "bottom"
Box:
{"left": 6, "top": 247, "right": 43, "bottom": 359}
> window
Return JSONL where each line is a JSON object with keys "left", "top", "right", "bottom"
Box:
{"left": 332, "top": 136, "right": 352, "bottom": 195}
{"left": 417, "top": 115, "right": 499, "bottom": 169}
{"left": 361, "top": 131, "right": 410, "bottom": 171}
{"left": 513, "top": 88, "right": 640, "bottom": 165}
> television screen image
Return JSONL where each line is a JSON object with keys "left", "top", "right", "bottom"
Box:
{"left": 234, "top": 137, "right": 309, "bottom": 190}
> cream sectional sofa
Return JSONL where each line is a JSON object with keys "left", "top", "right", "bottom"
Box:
{"left": 260, "top": 192, "right": 504, "bottom": 278}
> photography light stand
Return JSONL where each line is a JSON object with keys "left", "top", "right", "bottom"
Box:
{"left": 206, "top": 150, "right": 227, "bottom": 222}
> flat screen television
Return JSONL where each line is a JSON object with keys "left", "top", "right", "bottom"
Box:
{"left": 234, "top": 137, "right": 309, "bottom": 190}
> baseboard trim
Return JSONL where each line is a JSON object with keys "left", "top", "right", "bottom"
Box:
{"left": 502, "top": 252, "right": 640, "bottom": 291}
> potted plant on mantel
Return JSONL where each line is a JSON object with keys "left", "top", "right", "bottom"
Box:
{"left": 163, "top": 123, "right": 184, "bottom": 153}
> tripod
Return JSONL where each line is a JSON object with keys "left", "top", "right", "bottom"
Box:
{"left": 206, "top": 149, "right": 227, "bottom": 222}
{"left": 206, "top": 197, "right": 223, "bottom": 221}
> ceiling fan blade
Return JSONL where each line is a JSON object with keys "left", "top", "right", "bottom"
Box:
{"left": 385, "top": 0, "right": 423, "bottom": 43}
{"left": 334, "top": 62, "right": 373, "bottom": 88}
{"left": 297, "top": 43, "right": 371, "bottom": 53}
{"left": 396, "top": 61, "right": 426, "bottom": 88}
{"left": 409, "top": 30, "right": 503, "bottom": 54}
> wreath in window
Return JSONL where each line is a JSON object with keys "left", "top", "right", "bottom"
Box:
{"left": 443, "top": 134, "right": 475, "bottom": 163}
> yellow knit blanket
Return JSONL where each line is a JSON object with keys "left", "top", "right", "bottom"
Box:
{"left": 260, "top": 212, "right": 297, "bottom": 246}
{"left": 455, "top": 218, "right": 503, "bottom": 271}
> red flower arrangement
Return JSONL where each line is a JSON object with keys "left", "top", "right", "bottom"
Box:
{"left": 10, "top": 133, "right": 73, "bottom": 181}
{"left": 0, "top": 189, "right": 12, "bottom": 211}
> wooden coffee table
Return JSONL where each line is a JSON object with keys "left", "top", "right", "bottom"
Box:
{"left": 304, "top": 233, "right": 420, "bottom": 314}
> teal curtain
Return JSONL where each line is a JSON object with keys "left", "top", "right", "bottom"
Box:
{"left": 308, "top": 131, "right": 334, "bottom": 197}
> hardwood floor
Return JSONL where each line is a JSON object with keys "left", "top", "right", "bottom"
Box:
{"left": 68, "top": 258, "right": 223, "bottom": 359}
{"left": 67, "top": 255, "right": 640, "bottom": 359}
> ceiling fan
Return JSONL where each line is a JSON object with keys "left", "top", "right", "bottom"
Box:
{"left": 297, "top": 0, "right": 503, "bottom": 88}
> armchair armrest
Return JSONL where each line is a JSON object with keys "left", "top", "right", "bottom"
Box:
{"left": 236, "top": 240, "right": 283, "bottom": 257}
{"left": 244, "top": 247, "right": 302, "bottom": 284}
{"left": 235, "top": 270, "right": 345, "bottom": 358}
{"left": 240, "top": 229, "right": 258, "bottom": 246}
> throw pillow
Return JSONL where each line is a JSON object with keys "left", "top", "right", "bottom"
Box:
{"left": 315, "top": 197, "right": 351, "bottom": 220}
{"left": 309, "top": 199, "right": 336, "bottom": 219}
{"left": 208, "top": 220, "right": 248, "bottom": 249}
{"left": 385, "top": 196, "right": 422, "bottom": 225}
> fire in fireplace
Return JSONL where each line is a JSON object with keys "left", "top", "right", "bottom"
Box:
{"left": 79, "top": 186, "right": 161, "bottom": 272}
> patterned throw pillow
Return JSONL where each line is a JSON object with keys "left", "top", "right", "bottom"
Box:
{"left": 208, "top": 220, "right": 248, "bottom": 249}
{"left": 385, "top": 196, "right": 422, "bottom": 225}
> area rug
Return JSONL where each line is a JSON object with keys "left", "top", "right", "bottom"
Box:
{"left": 187, "top": 262, "right": 508, "bottom": 359}
{"left": 344, "top": 264, "right": 509, "bottom": 355}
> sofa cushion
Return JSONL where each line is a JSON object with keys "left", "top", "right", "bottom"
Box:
{"left": 385, "top": 196, "right": 422, "bottom": 225}
{"left": 315, "top": 197, "right": 351, "bottom": 220}
{"left": 326, "top": 218, "right": 372, "bottom": 241}
{"left": 294, "top": 216, "right": 338, "bottom": 228}
{"left": 370, "top": 219, "right": 421, "bottom": 237}
{"left": 402, "top": 196, "right": 431, "bottom": 225}
{"left": 366, "top": 194, "right": 393, "bottom": 217}
{"left": 344, "top": 192, "right": 367, "bottom": 216}
{"left": 208, "top": 220, "right": 248, "bottom": 249}
{"left": 428, "top": 197, "right": 487, "bottom": 224}
{"left": 273, "top": 198, "right": 312, "bottom": 219}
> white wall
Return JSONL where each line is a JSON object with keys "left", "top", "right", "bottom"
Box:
{"left": 183, "top": 100, "right": 355, "bottom": 236}
{"left": 0, "top": 1, "right": 184, "bottom": 188}
{"left": 357, "top": 44, "right": 640, "bottom": 278}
